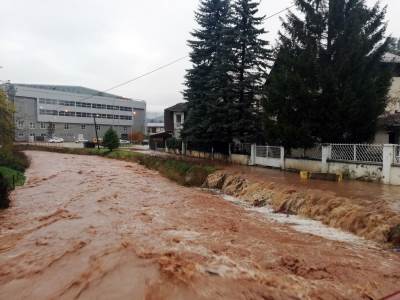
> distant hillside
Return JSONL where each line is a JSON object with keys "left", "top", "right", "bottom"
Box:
{"left": 146, "top": 112, "right": 163, "bottom": 123}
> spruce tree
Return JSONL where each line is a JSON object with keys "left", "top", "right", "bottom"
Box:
{"left": 230, "top": 0, "right": 272, "bottom": 143}
{"left": 182, "top": 0, "right": 235, "bottom": 146}
{"left": 264, "top": 0, "right": 392, "bottom": 148}
{"left": 103, "top": 128, "right": 120, "bottom": 151}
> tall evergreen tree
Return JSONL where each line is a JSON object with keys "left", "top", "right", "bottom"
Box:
{"left": 264, "top": 0, "right": 392, "bottom": 149}
{"left": 0, "top": 90, "right": 15, "bottom": 148}
{"left": 230, "top": 0, "right": 272, "bottom": 143}
{"left": 182, "top": 0, "right": 235, "bottom": 146}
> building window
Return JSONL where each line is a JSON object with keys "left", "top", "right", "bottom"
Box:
{"left": 81, "top": 124, "right": 86, "bottom": 130}
{"left": 18, "top": 132, "right": 24, "bottom": 137}
{"left": 17, "top": 120, "right": 24, "bottom": 129}
{"left": 176, "top": 114, "right": 182, "bottom": 124}
{"left": 40, "top": 122, "right": 46, "bottom": 129}
{"left": 64, "top": 124, "right": 69, "bottom": 130}
{"left": 123, "top": 127, "right": 127, "bottom": 132}
{"left": 30, "top": 133, "right": 35, "bottom": 137}
{"left": 96, "top": 125, "right": 100, "bottom": 130}
{"left": 30, "top": 122, "right": 35, "bottom": 129}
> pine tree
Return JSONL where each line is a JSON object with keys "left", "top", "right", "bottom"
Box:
{"left": 264, "top": 0, "right": 392, "bottom": 149}
{"left": 182, "top": 0, "right": 235, "bottom": 146}
{"left": 230, "top": 0, "right": 272, "bottom": 143}
{"left": 103, "top": 128, "right": 120, "bottom": 151}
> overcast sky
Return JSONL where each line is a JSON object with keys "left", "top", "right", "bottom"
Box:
{"left": 1, "top": 0, "right": 399, "bottom": 113}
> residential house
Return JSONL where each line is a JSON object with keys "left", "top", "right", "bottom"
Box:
{"left": 374, "top": 53, "right": 400, "bottom": 144}
{"left": 164, "top": 103, "right": 187, "bottom": 139}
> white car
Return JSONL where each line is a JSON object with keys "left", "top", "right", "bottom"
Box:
{"left": 48, "top": 137, "right": 64, "bottom": 143}
{"left": 75, "top": 138, "right": 89, "bottom": 143}
{"left": 119, "top": 139, "right": 130, "bottom": 145}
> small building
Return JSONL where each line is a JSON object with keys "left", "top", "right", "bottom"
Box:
{"left": 146, "top": 122, "right": 165, "bottom": 136}
{"left": 2, "top": 83, "right": 146, "bottom": 142}
{"left": 164, "top": 103, "right": 187, "bottom": 139}
{"left": 374, "top": 53, "right": 400, "bottom": 144}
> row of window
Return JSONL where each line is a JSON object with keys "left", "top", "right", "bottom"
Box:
{"left": 39, "top": 98, "right": 134, "bottom": 112}
{"left": 39, "top": 109, "right": 133, "bottom": 120}
{"left": 16, "top": 121, "right": 129, "bottom": 132}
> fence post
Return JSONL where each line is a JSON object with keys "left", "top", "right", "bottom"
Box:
{"left": 181, "top": 142, "right": 186, "bottom": 156}
{"left": 321, "top": 144, "right": 331, "bottom": 173}
{"left": 382, "top": 144, "right": 394, "bottom": 185}
{"left": 353, "top": 144, "right": 357, "bottom": 161}
{"left": 249, "top": 144, "right": 256, "bottom": 166}
{"left": 280, "top": 147, "right": 285, "bottom": 170}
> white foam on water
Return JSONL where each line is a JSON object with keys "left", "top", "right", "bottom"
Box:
{"left": 218, "top": 193, "right": 373, "bottom": 246}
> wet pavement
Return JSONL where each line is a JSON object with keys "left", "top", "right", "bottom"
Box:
{"left": 0, "top": 151, "right": 400, "bottom": 300}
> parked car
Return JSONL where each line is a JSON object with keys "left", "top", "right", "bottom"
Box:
{"left": 75, "top": 138, "right": 89, "bottom": 143}
{"left": 119, "top": 139, "right": 130, "bottom": 145}
{"left": 48, "top": 137, "right": 64, "bottom": 143}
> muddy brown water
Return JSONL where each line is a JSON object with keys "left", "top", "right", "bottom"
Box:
{"left": 225, "top": 165, "right": 400, "bottom": 213}
{"left": 0, "top": 151, "right": 400, "bottom": 300}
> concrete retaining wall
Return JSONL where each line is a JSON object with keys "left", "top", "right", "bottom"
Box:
{"left": 230, "top": 154, "right": 249, "bottom": 165}
{"left": 285, "top": 158, "right": 322, "bottom": 173}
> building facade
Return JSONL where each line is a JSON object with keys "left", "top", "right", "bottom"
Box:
{"left": 374, "top": 53, "right": 400, "bottom": 144}
{"left": 3, "top": 84, "right": 146, "bottom": 142}
{"left": 164, "top": 103, "right": 187, "bottom": 139}
{"left": 146, "top": 123, "right": 165, "bottom": 136}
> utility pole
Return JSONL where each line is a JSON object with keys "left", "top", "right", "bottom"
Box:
{"left": 93, "top": 114, "right": 100, "bottom": 150}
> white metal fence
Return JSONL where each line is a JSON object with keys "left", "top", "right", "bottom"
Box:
{"left": 394, "top": 145, "right": 400, "bottom": 166}
{"left": 256, "top": 146, "right": 281, "bottom": 159}
{"left": 330, "top": 144, "right": 384, "bottom": 164}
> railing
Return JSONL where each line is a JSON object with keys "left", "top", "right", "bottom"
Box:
{"left": 330, "top": 144, "right": 383, "bottom": 164}
{"left": 394, "top": 145, "right": 400, "bottom": 166}
{"left": 230, "top": 143, "right": 251, "bottom": 156}
{"left": 256, "top": 146, "right": 281, "bottom": 159}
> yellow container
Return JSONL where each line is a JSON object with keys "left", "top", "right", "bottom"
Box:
{"left": 337, "top": 173, "right": 343, "bottom": 182}
{"left": 300, "top": 171, "right": 310, "bottom": 180}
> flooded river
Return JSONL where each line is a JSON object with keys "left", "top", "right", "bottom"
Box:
{"left": 0, "top": 151, "right": 399, "bottom": 300}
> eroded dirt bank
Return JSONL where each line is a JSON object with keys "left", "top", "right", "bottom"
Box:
{"left": 205, "top": 171, "right": 400, "bottom": 246}
{"left": 0, "top": 151, "right": 400, "bottom": 300}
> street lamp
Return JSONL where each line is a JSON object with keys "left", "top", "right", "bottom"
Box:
{"left": 131, "top": 111, "right": 137, "bottom": 144}
{"left": 93, "top": 113, "right": 100, "bottom": 150}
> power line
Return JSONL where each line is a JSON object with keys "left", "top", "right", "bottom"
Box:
{"left": 91, "top": 3, "right": 296, "bottom": 97}
{"left": 103, "top": 55, "right": 189, "bottom": 94}
{"left": 4, "top": 3, "right": 295, "bottom": 103}
{"left": 264, "top": 4, "right": 296, "bottom": 21}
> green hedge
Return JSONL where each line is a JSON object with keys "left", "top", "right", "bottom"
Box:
{"left": 0, "top": 166, "right": 26, "bottom": 189}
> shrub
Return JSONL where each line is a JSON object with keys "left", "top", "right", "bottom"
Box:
{"left": 128, "top": 131, "right": 145, "bottom": 144}
{"left": 103, "top": 128, "right": 120, "bottom": 151}
{"left": 166, "top": 138, "right": 182, "bottom": 151}
{"left": 0, "top": 167, "right": 26, "bottom": 188}
{"left": 0, "top": 149, "right": 30, "bottom": 172}
{"left": 0, "top": 173, "right": 10, "bottom": 209}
